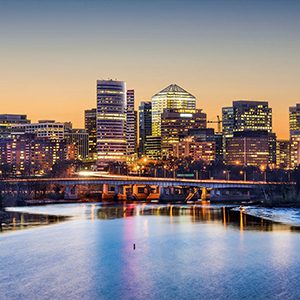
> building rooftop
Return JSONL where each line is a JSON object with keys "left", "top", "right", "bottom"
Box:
{"left": 153, "top": 84, "right": 195, "bottom": 98}
{"left": 233, "top": 100, "right": 269, "bottom": 106}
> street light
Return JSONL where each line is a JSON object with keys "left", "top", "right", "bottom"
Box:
{"left": 223, "top": 170, "right": 230, "bottom": 181}
{"left": 259, "top": 165, "right": 266, "bottom": 182}
{"left": 240, "top": 170, "right": 246, "bottom": 181}
{"left": 163, "top": 165, "right": 167, "bottom": 178}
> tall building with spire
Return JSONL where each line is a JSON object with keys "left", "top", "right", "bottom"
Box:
{"left": 151, "top": 84, "right": 196, "bottom": 137}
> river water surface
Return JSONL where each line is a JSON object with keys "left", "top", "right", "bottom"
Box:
{"left": 1, "top": 203, "right": 300, "bottom": 300}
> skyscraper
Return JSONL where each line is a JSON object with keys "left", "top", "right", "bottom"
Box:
{"left": 151, "top": 84, "right": 196, "bottom": 137}
{"left": 289, "top": 104, "right": 300, "bottom": 168}
{"left": 84, "top": 108, "right": 97, "bottom": 160}
{"left": 126, "top": 89, "right": 137, "bottom": 156}
{"left": 138, "top": 101, "right": 152, "bottom": 156}
{"left": 96, "top": 80, "right": 127, "bottom": 166}
{"left": 222, "top": 100, "right": 275, "bottom": 165}
{"left": 222, "top": 101, "right": 272, "bottom": 136}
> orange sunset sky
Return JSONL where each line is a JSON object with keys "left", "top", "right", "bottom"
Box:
{"left": 1, "top": 0, "right": 300, "bottom": 139}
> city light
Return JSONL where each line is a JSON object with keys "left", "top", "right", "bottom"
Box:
{"left": 1, "top": 2, "right": 300, "bottom": 300}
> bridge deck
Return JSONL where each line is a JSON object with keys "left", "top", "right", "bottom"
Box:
{"left": 0, "top": 175, "right": 294, "bottom": 189}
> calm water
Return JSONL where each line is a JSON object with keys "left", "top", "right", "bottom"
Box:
{"left": 1, "top": 203, "right": 300, "bottom": 300}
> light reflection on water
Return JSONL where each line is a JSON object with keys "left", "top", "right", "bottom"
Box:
{"left": 0, "top": 210, "right": 67, "bottom": 233}
{"left": 96, "top": 204, "right": 300, "bottom": 232}
{"left": 1, "top": 203, "right": 300, "bottom": 299}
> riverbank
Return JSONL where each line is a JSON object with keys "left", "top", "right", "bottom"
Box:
{"left": 0, "top": 208, "right": 69, "bottom": 233}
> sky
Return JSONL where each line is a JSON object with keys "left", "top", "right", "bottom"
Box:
{"left": 1, "top": 0, "right": 300, "bottom": 138}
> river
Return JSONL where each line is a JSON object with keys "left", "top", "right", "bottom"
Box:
{"left": 1, "top": 203, "right": 300, "bottom": 300}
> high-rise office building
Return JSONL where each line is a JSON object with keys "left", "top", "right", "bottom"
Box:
{"left": 126, "top": 89, "right": 137, "bottom": 156}
{"left": 134, "top": 110, "right": 138, "bottom": 152}
{"left": 96, "top": 80, "right": 127, "bottom": 166}
{"left": 289, "top": 104, "right": 300, "bottom": 168}
{"left": 276, "top": 140, "right": 291, "bottom": 169}
{"left": 84, "top": 108, "right": 97, "bottom": 160}
{"left": 222, "top": 101, "right": 272, "bottom": 136}
{"left": 222, "top": 107, "right": 234, "bottom": 139}
{"left": 138, "top": 101, "right": 152, "bottom": 156}
{"left": 161, "top": 109, "right": 206, "bottom": 158}
{"left": 222, "top": 101, "right": 275, "bottom": 165}
{"left": 65, "top": 129, "right": 89, "bottom": 160}
{"left": 151, "top": 84, "right": 196, "bottom": 137}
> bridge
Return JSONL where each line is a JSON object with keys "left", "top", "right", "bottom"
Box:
{"left": 0, "top": 174, "right": 292, "bottom": 187}
{"left": 0, "top": 174, "right": 293, "bottom": 202}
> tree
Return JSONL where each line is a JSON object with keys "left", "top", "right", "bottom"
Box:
{"left": 50, "top": 160, "right": 75, "bottom": 177}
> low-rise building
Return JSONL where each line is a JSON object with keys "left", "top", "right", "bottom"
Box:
{"left": 225, "top": 131, "right": 269, "bottom": 166}
{"left": 173, "top": 137, "right": 215, "bottom": 163}
{"left": 12, "top": 120, "right": 67, "bottom": 139}
{"left": 161, "top": 108, "right": 206, "bottom": 158}
{"left": 0, "top": 133, "right": 68, "bottom": 176}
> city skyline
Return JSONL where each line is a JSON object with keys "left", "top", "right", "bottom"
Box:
{"left": 1, "top": 78, "right": 299, "bottom": 139}
{"left": 2, "top": 2, "right": 300, "bottom": 300}
{"left": 1, "top": 0, "right": 300, "bottom": 138}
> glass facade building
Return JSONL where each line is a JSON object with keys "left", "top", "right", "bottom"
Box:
{"left": 222, "top": 100, "right": 275, "bottom": 165}
{"left": 151, "top": 84, "right": 196, "bottom": 137}
{"left": 96, "top": 80, "right": 127, "bottom": 166}
{"left": 138, "top": 101, "right": 152, "bottom": 156}
{"left": 289, "top": 104, "right": 300, "bottom": 168}
{"left": 222, "top": 101, "right": 272, "bottom": 136}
